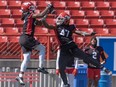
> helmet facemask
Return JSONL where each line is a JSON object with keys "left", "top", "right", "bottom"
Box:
{"left": 56, "top": 12, "right": 70, "bottom": 26}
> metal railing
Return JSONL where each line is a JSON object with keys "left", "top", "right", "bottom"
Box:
{"left": 0, "top": 67, "right": 62, "bottom": 87}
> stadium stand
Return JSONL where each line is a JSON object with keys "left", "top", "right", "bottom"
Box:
{"left": 1, "top": 18, "right": 15, "bottom": 27}
{"left": 0, "top": 0, "right": 115, "bottom": 59}
{"left": 85, "top": 10, "right": 100, "bottom": 19}
{"left": 0, "top": 9, "right": 11, "bottom": 18}
{"left": 7, "top": 1, "right": 21, "bottom": 9}
{"left": 0, "top": 1, "right": 8, "bottom": 9}
{"left": 67, "top": 1, "right": 81, "bottom": 10}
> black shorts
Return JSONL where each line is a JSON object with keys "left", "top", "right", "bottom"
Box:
{"left": 19, "top": 34, "right": 40, "bottom": 53}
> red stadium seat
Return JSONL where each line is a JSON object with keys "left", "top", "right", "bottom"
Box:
{"left": 5, "top": 27, "right": 19, "bottom": 35}
{"left": 56, "top": 10, "right": 70, "bottom": 15}
{"left": 81, "top": 1, "right": 96, "bottom": 10}
{"left": 110, "top": 28, "right": 116, "bottom": 35}
{"left": 80, "top": 28, "right": 94, "bottom": 33}
{"left": 71, "top": 10, "right": 85, "bottom": 18}
{"left": 0, "top": 36, "right": 8, "bottom": 54}
{"left": 0, "top": 1, "right": 8, "bottom": 9}
{"left": 105, "top": 19, "right": 116, "bottom": 28}
{"left": 1, "top": 18, "right": 15, "bottom": 27}
{"left": 53, "top": 1, "right": 66, "bottom": 9}
{"left": 90, "top": 19, "right": 105, "bottom": 28}
{"left": 37, "top": 1, "right": 51, "bottom": 9}
{"left": 35, "top": 27, "right": 48, "bottom": 35}
{"left": 46, "top": 18, "right": 56, "bottom": 25}
{"left": 0, "top": 36, "right": 8, "bottom": 42}
{"left": 110, "top": 1, "right": 116, "bottom": 10}
{"left": 94, "top": 28, "right": 109, "bottom": 35}
{"left": 75, "top": 19, "right": 89, "bottom": 28}
{"left": 15, "top": 18, "right": 23, "bottom": 27}
{"left": 9, "top": 36, "right": 20, "bottom": 42}
{"left": 96, "top": 1, "right": 110, "bottom": 10}
{"left": 67, "top": 1, "right": 81, "bottom": 10}
{"left": 75, "top": 37, "right": 84, "bottom": 44}
{"left": 7, "top": 1, "right": 21, "bottom": 9}
{"left": 0, "top": 9, "right": 11, "bottom": 18}
{"left": 11, "top": 9, "right": 22, "bottom": 18}
{"left": 0, "top": 27, "right": 5, "bottom": 34}
{"left": 100, "top": 10, "right": 115, "bottom": 19}
{"left": 85, "top": 10, "right": 100, "bottom": 19}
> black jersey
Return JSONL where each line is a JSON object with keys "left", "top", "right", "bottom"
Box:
{"left": 55, "top": 24, "right": 76, "bottom": 45}
{"left": 22, "top": 12, "right": 36, "bottom": 37}
{"left": 84, "top": 46, "right": 104, "bottom": 68}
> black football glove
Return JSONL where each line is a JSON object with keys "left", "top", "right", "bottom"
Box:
{"left": 47, "top": 3, "right": 55, "bottom": 14}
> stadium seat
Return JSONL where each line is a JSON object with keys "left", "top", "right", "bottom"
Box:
{"left": 75, "top": 19, "right": 89, "bottom": 28}
{"left": 7, "top": 1, "right": 21, "bottom": 9}
{"left": 85, "top": 10, "right": 100, "bottom": 19}
{"left": 11, "top": 9, "right": 22, "bottom": 18}
{"left": 0, "top": 27, "right": 5, "bottom": 34}
{"left": 90, "top": 19, "right": 105, "bottom": 28}
{"left": 105, "top": 19, "right": 116, "bottom": 28}
{"left": 15, "top": 18, "right": 23, "bottom": 27}
{"left": 0, "top": 9, "right": 11, "bottom": 18}
{"left": 67, "top": 1, "right": 81, "bottom": 10}
{"left": 96, "top": 1, "right": 110, "bottom": 10}
{"left": 46, "top": 18, "right": 56, "bottom": 25}
{"left": 75, "top": 36, "right": 84, "bottom": 48}
{"left": 37, "top": 1, "right": 51, "bottom": 9}
{"left": 110, "top": 1, "right": 116, "bottom": 10}
{"left": 0, "top": 36, "right": 8, "bottom": 55}
{"left": 1, "top": 18, "right": 15, "bottom": 27}
{"left": 9, "top": 36, "right": 20, "bottom": 42}
{"left": 56, "top": 10, "right": 70, "bottom": 15}
{"left": 94, "top": 28, "right": 109, "bottom": 35}
{"left": 53, "top": 1, "right": 66, "bottom": 9}
{"left": 75, "top": 37, "right": 84, "bottom": 44}
{"left": 0, "top": 36, "right": 8, "bottom": 42}
{"left": 100, "top": 10, "right": 115, "bottom": 19}
{"left": 81, "top": 1, "right": 96, "bottom": 10}
{"left": 5, "top": 27, "right": 19, "bottom": 35}
{"left": 110, "top": 28, "right": 116, "bottom": 35}
{"left": 80, "top": 28, "right": 94, "bottom": 33}
{"left": 35, "top": 27, "right": 48, "bottom": 35}
{"left": 71, "top": 10, "right": 85, "bottom": 18}
{"left": 0, "top": 1, "right": 8, "bottom": 9}
{"left": 49, "top": 30, "right": 55, "bottom": 35}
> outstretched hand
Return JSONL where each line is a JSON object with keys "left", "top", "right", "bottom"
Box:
{"left": 47, "top": 3, "right": 55, "bottom": 14}
{"left": 91, "top": 32, "right": 96, "bottom": 36}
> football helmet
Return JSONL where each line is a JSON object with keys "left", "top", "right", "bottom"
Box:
{"left": 56, "top": 12, "right": 71, "bottom": 26}
{"left": 21, "top": 2, "right": 36, "bottom": 13}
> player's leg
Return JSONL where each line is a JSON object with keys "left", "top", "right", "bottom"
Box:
{"left": 93, "top": 69, "right": 100, "bottom": 87}
{"left": 59, "top": 50, "right": 71, "bottom": 87}
{"left": 16, "top": 47, "right": 31, "bottom": 85}
{"left": 87, "top": 68, "right": 94, "bottom": 87}
{"left": 33, "top": 43, "right": 48, "bottom": 74}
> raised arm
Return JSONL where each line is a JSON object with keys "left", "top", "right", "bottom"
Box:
{"left": 41, "top": 15, "right": 56, "bottom": 29}
{"left": 74, "top": 30, "right": 96, "bottom": 36}
{"left": 32, "top": 4, "right": 54, "bottom": 18}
